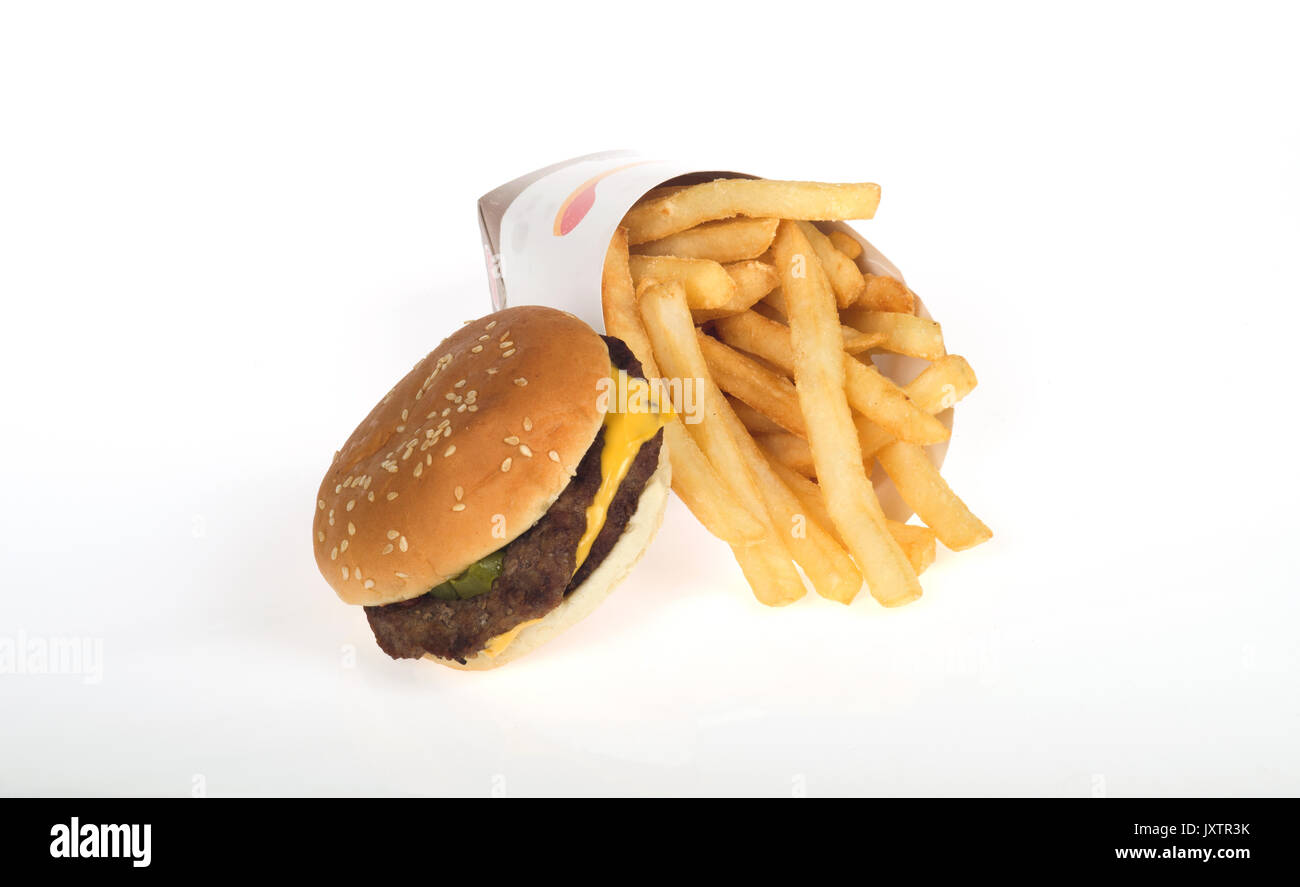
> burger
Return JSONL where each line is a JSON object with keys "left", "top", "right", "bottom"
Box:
{"left": 312, "top": 305, "right": 672, "bottom": 669}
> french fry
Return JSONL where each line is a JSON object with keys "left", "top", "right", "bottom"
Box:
{"left": 624, "top": 179, "right": 882, "bottom": 245}
{"left": 727, "top": 396, "right": 788, "bottom": 436}
{"left": 698, "top": 331, "right": 806, "bottom": 436}
{"left": 797, "top": 221, "right": 865, "bottom": 308}
{"left": 855, "top": 355, "right": 980, "bottom": 458}
{"left": 886, "top": 521, "right": 938, "bottom": 575}
{"left": 772, "top": 220, "right": 922, "bottom": 606}
{"left": 859, "top": 274, "right": 915, "bottom": 313}
{"left": 875, "top": 442, "right": 992, "bottom": 551}
{"left": 601, "top": 232, "right": 764, "bottom": 546}
{"left": 638, "top": 280, "right": 806, "bottom": 605}
{"left": 827, "top": 229, "right": 863, "bottom": 260}
{"left": 755, "top": 431, "right": 817, "bottom": 478}
{"left": 712, "top": 311, "right": 949, "bottom": 445}
{"left": 634, "top": 217, "right": 779, "bottom": 263}
{"left": 629, "top": 254, "right": 736, "bottom": 310}
{"left": 759, "top": 290, "right": 882, "bottom": 351}
{"left": 691, "top": 260, "right": 779, "bottom": 322}
{"left": 714, "top": 396, "right": 863, "bottom": 603}
{"left": 769, "top": 458, "right": 934, "bottom": 576}
{"left": 842, "top": 308, "right": 946, "bottom": 360}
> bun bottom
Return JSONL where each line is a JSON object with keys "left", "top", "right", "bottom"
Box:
{"left": 428, "top": 442, "right": 671, "bottom": 671}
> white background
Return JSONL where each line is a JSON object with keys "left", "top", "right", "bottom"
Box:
{"left": 2, "top": 1, "right": 1296, "bottom": 797}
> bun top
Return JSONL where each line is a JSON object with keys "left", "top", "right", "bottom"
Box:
{"left": 313, "top": 305, "right": 610, "bottom": 606}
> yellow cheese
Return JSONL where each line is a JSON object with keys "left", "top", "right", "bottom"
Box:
{"left": 573, "top": 367, "right": 672, "bottom": 570}
{"left": 484, "top": 618, "right": 543, "bottom": 658}
{"left": 482, "top": 365, "right": 670, "bottom": 658}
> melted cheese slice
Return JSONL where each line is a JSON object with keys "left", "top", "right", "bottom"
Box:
{"left": 483, "top": 366, "right": 670, "bottom": 659}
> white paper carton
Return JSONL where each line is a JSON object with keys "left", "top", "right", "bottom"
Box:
{"left": 477, "top": 153, "right": 952, "bottom": 521}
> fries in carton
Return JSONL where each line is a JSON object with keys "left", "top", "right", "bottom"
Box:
{"left": 477, "top": 152, "right": 952, "bottom": 523}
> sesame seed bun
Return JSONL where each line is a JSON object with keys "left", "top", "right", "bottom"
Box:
{"left": 313, "top": 306, "right": 611, "bottom": 608}
{"left": 441, "top": 441, "right": 670, "bottom": 670}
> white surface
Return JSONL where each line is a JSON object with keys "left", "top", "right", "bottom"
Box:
{"left": 1, "top": 1, "right": 1297, "bottom": 797}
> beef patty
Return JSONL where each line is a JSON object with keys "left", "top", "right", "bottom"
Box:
{"left": 364, "top": 337, "right": 663, "bottom": 663}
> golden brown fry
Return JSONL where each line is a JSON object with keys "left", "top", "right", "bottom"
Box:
{"left": 600, "top": 232, "right": 763, "bottom": 545}
{"left": 772, "top": 220, "right": 922, "bottom": 607}
{"left": 601, "top": 228, "right": 657, "bottom": 373}
{"left": 628, "top": 255, "right": 737, "bottom": 310}
{"left": 827, "top": 229, "right": 863, "bottom": 260}
{"left": 727, "top": 396, "right": 788, "bottom": 436}
{"left": 691, "top": 261, "right": 779, "bottom": 322}
{"left": 858, "top": 274, "right": 915, "bottom": 313}
{"left": 712, "top": 310, "right": 948, "bottom": 445}
{"left": 842, "top": 308, "right": 946, "bottom": 360}
{"left": 638, "top": 280, "right": 806, "bottom": 605}
{"left": 769, "top": 459, "right": 933, "bottom": 576}
{"left": 634, "top": 217, "right": 779, "bottom": 264}
{"left": 755, "top": 431, "right": 818, "bottom": 478}
{"left": 854, "top": 355, "right": 979, "bottom": 458}
{"left": 624, "top": 179, "right": 882, "bottom": 245}
{"left": 698, "top": 331, "right": 806, "bottom": 436}
{"left": 796, "top": 221, "right": 865, "bottom": 308}
{"left": 714, "top": 398, "right": 862, "bottom": 603}
{"left": 875, "top": 442, "right": 992, "bottom": 551}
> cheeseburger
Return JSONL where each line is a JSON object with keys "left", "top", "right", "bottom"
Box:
{"left": 312, "top": 306, "right": 671, "bottom": 669}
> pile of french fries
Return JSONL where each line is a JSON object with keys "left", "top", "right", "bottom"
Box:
{"left": 601, "top": 179, "right": 990, "bottom": 607}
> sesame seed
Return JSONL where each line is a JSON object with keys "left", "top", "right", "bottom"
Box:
{"left": 454, "top": 486, "right": 463, "bottom": 500}
{"left": 499, "top": 330, "right": 511, "bottom": 340}
{"left": 387, "top": 492, "right": 399, "bottom": 501}
{"left": 486, "top": 320, "right": 497, "bottom": 330}
{"left": 402, "top": 448, "right": 413, "bottom": 460}
{"left": 486, "top": 367, "right": 499, "bottom": 375}
{"left": 334, "top": 484, "right": 342, "bottom": 493}
{"left": 387, "top": 530, "right": 399, "bottom": 540}
{"left": 442, "top": 407, "right": 451, "bottom": 416}
{"left": 395, "top": 572, "right": 408, "bottom": 579}
{"left": 318, "top": 499, "right": 326, "bottom": 510}
{"left": 451, "top": 503, "right": 466, "bottom": 512}
{"left": 444, "top": 445, "right": 456, "bottom": 457}
{"left": 395, "top": 425, "right": 405, "bottom": 433}
{"left": 454, "top": 379, "right": 466, "bottom": 388}
{"left": 340, "top": 539, "right": 349, "bottom": 553}
{"left": 342, "top": 566, "right": 349, "bottom": 580}
{"left": 456, "top": 404, "right": 466, "bottom": 412}
{"left": 398, "top": 536, "right": 408, "bottom": 552}
{"left": 471, "top": 345, "right": 483, "bottom": 353}
{"left": 401, "top": 409, "right": 409, "bottom": 421}
{"left": 367, "top": 492, "right": 375, "bottom": 502}
{"left": 523, "top": 417, "right": 533, "bottom": 431}
{"left": 346, "top": 500, "right": 356, "bottom": 511}
{"left": 382, "top": 543, "right": 394, "bottom": 555}
{"left": 444, "top": 392, "right": 457, "bottom": 401}
{"left": 548, "top": 450, "right": 560, "bottom": 462}
{"left": 317, "top": 531, "right": 325, "bottom": 542}
{"left": 513, "top": 377, "right": 527, "bottom": 386}
{"left": 355, "top": 567, "right": 363, "bottom": 580}
{"left": 504, "top": 435, "right": 519, "bottom": 445}
{"left": 347, "top": 522, "right": 356, "bottom": 535}
{"left": 413, "top": 463, "right": 423, "bottom": 478}
{"left": 501, "top": 457, "right": 512, "bottom": 472}
{"left": 519, "top": 444, "right": 532, "bottom": 457}
{"left": 331, "top": 546, "right": 338, "bottom": 561}
{"left": 467, "top": 405, "right": 477, "bottom": 411}
{"left": 426, "top": 454, "right": 432, "bottom": 465}
{"left": 478, "top": 334, "right": 490, "bottom": 341}
{"left": 364, "top": 579, "right": 375, "bottom": 589}
{"left": 498, "top": 340, "right": 513, "bottom": 349}
{"left": 502, "top": 349, "right": 516, "bottom": 358}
